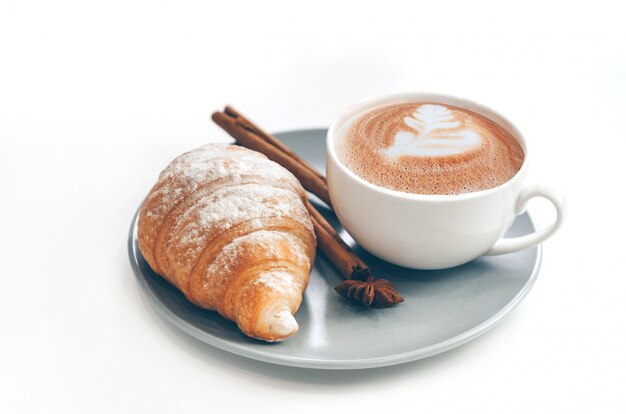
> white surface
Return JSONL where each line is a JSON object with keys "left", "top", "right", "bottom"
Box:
{"left": 0, "top": 1, "right": 624, "bottom": 413}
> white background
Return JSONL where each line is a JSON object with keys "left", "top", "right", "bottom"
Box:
{"left": 1, "top": 0, "right": 625, "bottom": 412}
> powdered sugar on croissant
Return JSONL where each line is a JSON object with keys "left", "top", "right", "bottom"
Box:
{"left": 138, "top": 144, "right": 316, "bottom": 341}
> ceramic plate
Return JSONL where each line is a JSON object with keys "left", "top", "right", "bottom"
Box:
{"left": 128, "top": 128, "right": 541, "bottom": 369}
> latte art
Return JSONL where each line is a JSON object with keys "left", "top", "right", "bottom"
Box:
{"left": 382, "top": 104, "right": 481, "bottom": 158}
{"left": 336, "top": 102, "right": 525, "bottom": 195}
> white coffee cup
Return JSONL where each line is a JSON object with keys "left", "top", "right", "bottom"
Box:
{"left": 326, "top": 92, "right": 566, "bottom": 270}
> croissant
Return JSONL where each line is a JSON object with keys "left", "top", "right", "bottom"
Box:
{"left": 137, "top": 144, "right": 316, "bottom": 341}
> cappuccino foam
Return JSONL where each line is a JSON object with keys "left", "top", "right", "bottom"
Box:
{"left": 336, "top": 102, "right": 525, "bottom": 195}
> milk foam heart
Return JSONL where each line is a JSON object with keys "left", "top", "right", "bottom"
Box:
{"left": 336, "top": 102, "right": 525, "bottom": 195}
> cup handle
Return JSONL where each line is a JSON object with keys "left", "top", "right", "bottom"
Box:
{"left": 485, "top": 185, "right": 567, "bottom": 255}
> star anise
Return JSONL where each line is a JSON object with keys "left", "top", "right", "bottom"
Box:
{"left": 335, "top": 268, "right": 404, "bottom": 308}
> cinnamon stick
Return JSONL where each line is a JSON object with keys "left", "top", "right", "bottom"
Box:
{"left": 305, "top": 202, "right": 369, "bottom": 280}
{"left": 224, "top": 106, "right": 326, "bottom": 183}
{"left": 212, "top": 110, "right": 332, "bottom": 207}
{"left": 212, "top": 106, "right": 403, "bottom": 307}
{"left": 306, "top": 202, "right": 403, "bottom": 307}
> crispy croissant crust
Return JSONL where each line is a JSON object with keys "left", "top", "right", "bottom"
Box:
{"left": 137, "top": 144, "right": 316, "bottom": 341}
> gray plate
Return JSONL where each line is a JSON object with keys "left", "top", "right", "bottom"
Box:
{"left": 128, "top": 128, "right": 541, "bottom": 370}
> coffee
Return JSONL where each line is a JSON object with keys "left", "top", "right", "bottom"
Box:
{"left": 335, "top": 102, "right": 525, "bottom": 195}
